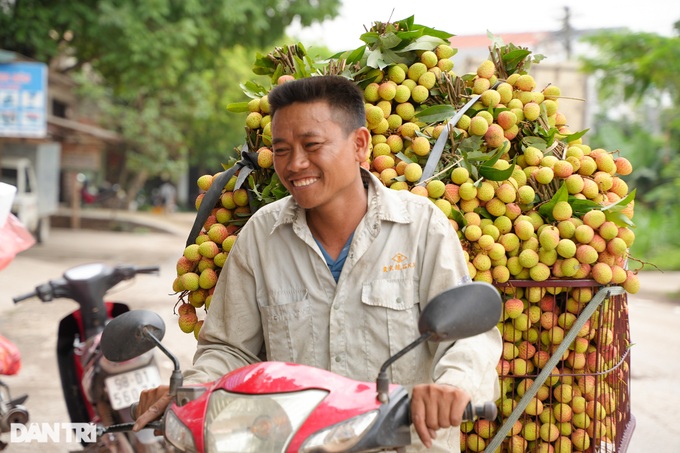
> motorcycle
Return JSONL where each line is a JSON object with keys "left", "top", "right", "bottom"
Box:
{"left": 99, "top": 281, "right": 502, "bottom": 453}
{"left": 0, "top": 334, "right": 29, "bottom": 451}
{"left": 13, "top": 263, "right": 167, "bottom": 452}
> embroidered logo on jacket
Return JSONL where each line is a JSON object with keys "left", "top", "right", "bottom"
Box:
{"left": 383, "top": 253, "right": 416, "bottom": 273}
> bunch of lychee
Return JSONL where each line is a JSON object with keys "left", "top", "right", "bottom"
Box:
{"left": 356, "top": 53, "right": 639, "bottom": 295}
{"left": 459, "top": 284, "right": 630, "bottom": 452}
{"left": 173, "top": 170, "right": 246, "bottom": 338}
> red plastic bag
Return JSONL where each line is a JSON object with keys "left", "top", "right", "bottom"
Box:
{"left": 0, "top": 213, "right": 35, "bottom": 270}
{"left": 0, "top": 334, "right": 21, "bottom": 375}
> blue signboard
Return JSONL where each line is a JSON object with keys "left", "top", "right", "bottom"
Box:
{"left": 0, "top": 62, "right": 47, "bottom": 138}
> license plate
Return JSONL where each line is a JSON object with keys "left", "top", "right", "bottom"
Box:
{"left": 105, "top": 365, "right": 162, "bottom": 410}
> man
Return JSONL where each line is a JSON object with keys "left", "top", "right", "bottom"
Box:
{"left": 136, "top": 75, "right": 502, "bottom": 451}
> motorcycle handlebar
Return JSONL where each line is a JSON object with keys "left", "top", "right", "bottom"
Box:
{"left": 463, "top": 401, "right": 498, "bottom": 421}
{"left": 133, "top": 265, "right": 160, "bottom": 275}
{"left": 12, "top": 290, "right": 37, "bottom": 304}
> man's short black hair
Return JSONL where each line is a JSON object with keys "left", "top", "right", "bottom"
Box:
{"left": 268, "top": 75, "right": 366, "bottom": 134}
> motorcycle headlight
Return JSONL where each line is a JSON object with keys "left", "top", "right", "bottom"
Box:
{"left": 299, "top": 410, "right": 379, "bottom": 453}
{"left": 205, "top": 389, "right": 328, "bottom": 453}
{"left": 165, "top": 408, "right": 197, "bottom": 452}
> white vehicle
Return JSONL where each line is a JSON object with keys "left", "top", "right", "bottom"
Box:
{"left": 0, "top": 156, "right": 48, "bottom": 242}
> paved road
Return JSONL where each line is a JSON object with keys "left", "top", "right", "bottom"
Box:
{"left": 0, "top": 210, "right": 678, "bottom": 452}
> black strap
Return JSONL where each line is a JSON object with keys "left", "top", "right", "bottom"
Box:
{"left": 185, "top": 151, "right": 260, "bottom": 247}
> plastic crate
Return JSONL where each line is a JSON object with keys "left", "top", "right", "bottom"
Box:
{"left": 461, "top": 280, "right": 634, "bottom": 453}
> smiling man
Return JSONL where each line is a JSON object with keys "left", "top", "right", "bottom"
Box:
{"left": 136, "top": 75, "right": 501, "bottom": 452}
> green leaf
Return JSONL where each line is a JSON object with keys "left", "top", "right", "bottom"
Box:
{"left": 396, "top": 152, "right": 414, "bottom": 164}
{"left": 562, "top": 128, "right": 590, "bottom": 142}
{"left": 366, "top": 49, "right": 384, "bottom": 69}
{"left": 570, "top": 198, "right": 601, "bottom": 217}
{"left": 479, "top": 163, "right": 515, "bottom": 181}
{"left": 538, "top": 183, "right": 569, "bottom": 219}
{"left": 401, "top": 35, "right": 447, "bottom": 52}
{"left": 359, "top": 31, "right": 380, "bottom": 46}
{"left": 451, "top": 209, "right": 466, "bottom": 229}
{"left": 601, "top": 189, "right": 636, "bottom": 227}
{"left": 414, "top": 105, "right": 457, "bottom": 123}
{"left": 226, "top": 101, "right": 250, "bottom": 113}
{"left": 379, "top": 32, "right": 403, "bottom": 49}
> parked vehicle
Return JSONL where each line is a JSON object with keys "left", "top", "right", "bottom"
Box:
{"left": 100, "top": 281, "right": 502, "bottom": 453}
{"left": 0, "top": 334, "right": 28, "bottom": 451}
{"left": 13, "top": 263, "right": 167, "bottom": 452}
{"left": 0, "top": 142, "right": 60, "bottom": 243}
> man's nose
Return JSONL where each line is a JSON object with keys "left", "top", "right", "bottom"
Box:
{"left": 287, "top": 147, "right": 310, "bottom": 171}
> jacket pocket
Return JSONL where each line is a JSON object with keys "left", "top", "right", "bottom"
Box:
{"left": 360, "top": 278, "right": 425, "bottom": 384}
{"left": 260, "top": 293, "right": 316, "bottom": 364}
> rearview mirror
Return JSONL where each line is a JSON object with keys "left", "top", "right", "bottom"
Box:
{"left": 101, "top": 310, "right": 166, "bottom": 362}
{"left": 419, "top": 281, "right": 502, "bottom": 341}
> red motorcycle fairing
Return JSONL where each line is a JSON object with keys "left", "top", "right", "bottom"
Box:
{"left": 169, "top": 361, "right": 400, "bottom": 453}
{"left": 57, "top": 302, "right": 129, "bottom": 423}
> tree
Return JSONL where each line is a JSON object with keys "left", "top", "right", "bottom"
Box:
{"left": 580, "top": 23, "right": 680, "bottom": 267}
{"left": 1, "top": 0, "right": 340, "bottom": 205}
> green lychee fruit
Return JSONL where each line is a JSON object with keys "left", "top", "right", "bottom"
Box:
{"left": 514, "top": 74, "right": 536, "bottom": 91}
{"left": 426, "top": 179, "right": 446, "bottom": 199}
{"left": 598, "top": 221, "right": 619, "bottom": 240}
{"left": 407, "top": 62, "right": 428, "bottom": 81}
{"left": 514, "top": 219, "right": 535, "bottom": 241}
{"left": 591, "top": 262, "right": 613, "bottom": 285}
{"left": 451, "top": 167, "right": 470, "bottom": 185}
{"left": 364, "top": 82, "right": 380, "bottom": 103}
{"left": 476, "top": 60, "right": 495, "bottom": 79}
{"left": 575, "top": 244, "right": 598, "bottom": 264}
{"left": 183, "top": 243, "right": 201, "bottom": 262}
{"left": 420, "top": 50, "right": 438, "bottom": 68}
{"left": 411, "top": 85, "right": 429, "bottom": 103}
{"left": 198, "top": 241, "right": 220, "bottom": 259}
{"left": 378, "top": 81, "right": 397, "bottom": 101}
{"left": 403, "top": 162, "right": 423, "bottom": 183}
{"left": 178, "top": 312, "right": 198, "bottom": 334}
{"left": 180, "top": 272, "right": 200, "bottom": 292}
{"left": 387, "top": 65, "right": 406, "bottom": 83}
{"left": 245, "top": 111, "right": 263, "bottom": 129}
{"left": 199, "top": 268, "right": 218, "bottom": 290}
{"left": 411, "top": 136, "right": 431, "bottom": 157}
{"left": 417, "top": 71, "right": 437, "bottom": 90}
{"left": 523, "top": 102, "right": 541, "bottom": 121}
{"left": 552, "top": 201, "right": 573, "bottom": 221}
{"left": 484, "top": 124, "right": 506, "bottom": 149}
{"left": 435, "top": 44, "right": 455, "bottom": 60}
{"left": 196, "top": 174, "right": 213, "bottom": 191}
{"left": 468, "top": 116, "right": 489, "bottom": 136}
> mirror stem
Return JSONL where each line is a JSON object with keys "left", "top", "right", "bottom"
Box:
{"left": 376, "top": 332, "right": 431, "bottom": 403}
{"left": 143, "top": 326, "right": 183, "bottom": 395}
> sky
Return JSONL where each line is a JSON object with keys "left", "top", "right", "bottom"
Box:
{"left": 287, "top": 0, "right": 679, "bottom": 52}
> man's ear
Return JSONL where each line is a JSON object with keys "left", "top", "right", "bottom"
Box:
{"left": 354, "top": 126, "right": 371, "bottom": 162}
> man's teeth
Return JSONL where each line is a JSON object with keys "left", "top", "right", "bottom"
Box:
{"left": 293, "top": 178, "right": 317, "bottom": 187}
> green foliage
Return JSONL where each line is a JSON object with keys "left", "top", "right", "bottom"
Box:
{"left": 1, "top": 0, "right": 340, "bottom": 200}
{"left": 581, "top": 28, "right": 680, "bottom": 268}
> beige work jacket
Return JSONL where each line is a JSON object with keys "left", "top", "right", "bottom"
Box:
{"left": 185, "top": 170, "right": 502, "bottom": 452}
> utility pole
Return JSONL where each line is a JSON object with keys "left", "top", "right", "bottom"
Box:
{"left": 561, "top": 6, "right": 574, "bottom": 59}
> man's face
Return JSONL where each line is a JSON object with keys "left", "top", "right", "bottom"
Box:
{"left": 271, "top": 101, "right": 368, "bottom": 211}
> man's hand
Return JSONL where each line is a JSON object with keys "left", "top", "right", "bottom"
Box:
{"left": 132, "top": 385, "right": 172, "bottom": 432}
{"left": 411, "top": 384, "right": 471, "bottom": 449}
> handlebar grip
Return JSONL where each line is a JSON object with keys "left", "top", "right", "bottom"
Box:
{"left": 129, "top": 402, "right": 139, "bottom": 421}
{"left": 12, "top": 291, "right": 36, "bottom": 304}
{"left": 463, "top": 401, "right": 497, "bottom": 421}
{"left": 134, "top": 266, "right": 160, "bottom": 275}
